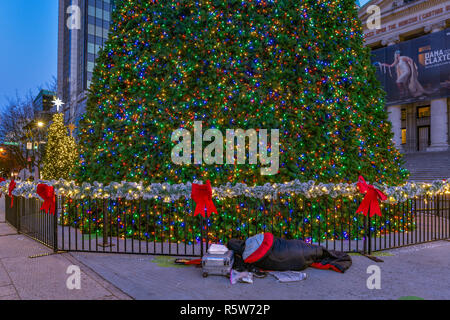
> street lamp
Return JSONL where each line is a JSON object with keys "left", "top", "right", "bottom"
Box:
{"left": 34, "top": 120, "right": 47, "bottom": 180}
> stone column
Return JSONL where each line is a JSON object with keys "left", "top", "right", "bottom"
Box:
{"left": 387, "top": 105, "right": 402, "bottom": 150}
{"left": 427, "top": 98, "right": 448, "bottom": 152}
{"left": 406, "top": 106, "right": 417, "bottom": 152}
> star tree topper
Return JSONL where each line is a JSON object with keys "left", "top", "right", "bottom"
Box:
{"left": 52, "top": 98, "right": 65, "bottom": 113}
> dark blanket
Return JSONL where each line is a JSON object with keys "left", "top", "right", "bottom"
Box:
{"left": 228, "top": 234, "right": 352, "bottom": 273}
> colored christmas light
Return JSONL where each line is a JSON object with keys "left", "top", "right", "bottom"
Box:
{"left": 74, "top": 0, "right": 408, "bottom": 186}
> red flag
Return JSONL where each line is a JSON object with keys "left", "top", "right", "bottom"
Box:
{"left": 191, "top": 180, "right": 217, "bottom": 218}
{"left": 356, "top": 176, "right": 387, "bottom": 217}
{"left": 36, "top": 184, "right": 56, "bottom": 215}
{"left": 8, "top": 180, "right": 16, "bottom": 208}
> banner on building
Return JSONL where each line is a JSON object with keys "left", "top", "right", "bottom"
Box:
{"left": 372, "top": 28, "right": 450, "bottom": 106}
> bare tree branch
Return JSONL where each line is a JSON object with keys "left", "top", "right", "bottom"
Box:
{"left": 0, "top": 95, "right": 41, "bottom": 171}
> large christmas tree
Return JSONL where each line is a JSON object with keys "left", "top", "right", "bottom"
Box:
{"left": 76, "top": 0, "right": 408, "bottom": 186}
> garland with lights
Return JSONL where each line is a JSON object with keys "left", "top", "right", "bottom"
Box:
{"left": 3, "top": 178, "right": 447, "bottom": 243}
{"left": 1, "top": 178, "right": 449, "bottom": 203}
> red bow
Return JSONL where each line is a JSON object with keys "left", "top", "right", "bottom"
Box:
{"left": 356, "top": 176, "right": 387, "bottom": 217}
{"left": 8, "top": 180, "right": 16, "bottom": 208}
{"left": 36, "top": 184, "right": 56, "bottom": 215}
{"left": 191, "top": 180, "right": 217, "bottom": 218}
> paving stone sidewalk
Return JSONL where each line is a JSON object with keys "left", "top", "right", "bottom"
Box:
{"left": 0, "top": 199, "right": 131, "bottom": 300}
{"left": 70, "top": 240, "right": 450, "bottom": 300}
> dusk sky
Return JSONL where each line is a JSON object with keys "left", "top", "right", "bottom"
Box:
{"left": 0, "top": 0, "right": 58, "bottom": 107}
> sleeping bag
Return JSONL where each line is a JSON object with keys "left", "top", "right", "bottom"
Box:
{"left": 227, "top": 233, "right": 352, "bottom": 273}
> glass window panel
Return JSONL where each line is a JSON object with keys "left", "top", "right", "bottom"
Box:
{"left": 96, "top": 8, "right": 103, "bottom": 19}
{"left": 417, "top": 106, "right": 430, "bottom": 118}
{"left": 88, "top": 5, "right": 95, "bottom": 17}
{"left": 401, "top": 129, "right": 406, "bottom": 145}
{"left": 88, "top": 24, "right": 95, "bottom": 35}
{"left": 87, "top": 42, "right": 95, "bottom": 54}
{"left": 401, "top": 109, "right": 406, "bottom": 121}
{"left": 88, "top": 34, "right": 96, "bottom": 44}
{"left": 96, "top": 26, "right": 103, "bottom": 37}
{"left": 87, "top": 61, "right": 95, "bottom": 72}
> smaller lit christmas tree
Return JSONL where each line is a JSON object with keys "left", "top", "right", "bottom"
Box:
{"left": 42, "top": 113, "right": 77, "bottom": 180}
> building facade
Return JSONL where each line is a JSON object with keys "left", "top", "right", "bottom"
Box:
{"left": 57, "top": 0, "right": 114, "bottom": 126}
{"left": 33, "top": 89, "right": 57, "bottom": 122}
{"left": 358, "top": 0, "right": 450, "bottom": 154}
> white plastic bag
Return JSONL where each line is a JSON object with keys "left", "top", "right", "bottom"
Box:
{"left": 270, "top": 271, "right": 307, "bottom": 282}
{"left": 230, "top": 270, "right": 254, "bottom": 284}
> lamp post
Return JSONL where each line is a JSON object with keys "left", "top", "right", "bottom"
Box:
{"left": 35, "top": 120, "right": 47, "bottom": 180}
{"left": 24, "top": 119, "right": 47, "bottom": 180}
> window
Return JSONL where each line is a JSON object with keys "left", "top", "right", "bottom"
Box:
{"left": 88, "top": 6, "right": 96, "bottom": 17}
{"left": 88, "top": 15, "right": 95, "bottom": 24}
{"left": 401, "top": 109, "right": 406, "bottom": 121}
{"left": 88, "top": 24, "right": 95, "bottom": 35}
{"left": 96, "top": 26, "right": 103, "bottom": 37}
{"left": 96, "top": 8, "right": 103, "bottom": 19}
{"left": 401, "top": 129, "right": 406, "bottom": 145}
{"left": 87, "top": 61, "right": 95, "bottom": 72}
{"left": 417, "top": 106, "right": 430, "bottom": 118}
{"left": 87, "top": 42, "right": 95, "bottom": 54}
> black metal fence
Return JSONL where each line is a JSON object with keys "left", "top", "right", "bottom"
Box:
{"left": 4, "top": 195, "right": 18, "bottom": 229}
{"left": 4, "top": 193, "right": 450, "bottom": 256}
{"left": 4, "top": 195, "right": 57, "bottom": 250}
